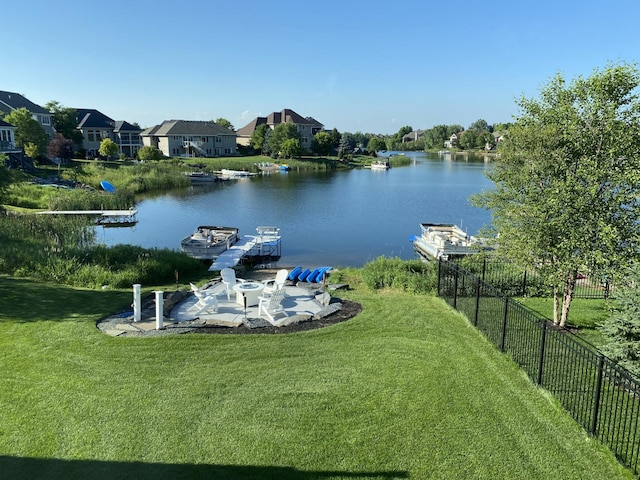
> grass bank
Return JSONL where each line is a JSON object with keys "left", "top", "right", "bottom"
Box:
{"left": 0, "top": 272, "right": 633, "bottom": 479}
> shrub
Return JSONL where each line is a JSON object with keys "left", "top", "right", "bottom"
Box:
{"left": 360, "top": 257, "right": 436, "bottom": 294}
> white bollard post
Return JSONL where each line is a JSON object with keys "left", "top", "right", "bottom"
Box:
{"left": 155, "top": 290, "right": 164, "bottom": 330}
{"left": 133, "top": 284, "right": 141, "bottom": 323}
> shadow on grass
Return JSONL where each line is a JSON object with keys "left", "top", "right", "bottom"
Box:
{"left": 1, "top": 456, "right": 408, "bottom": 480}
{"left": 0, "top": 276, "right": 131, "bottom": 323}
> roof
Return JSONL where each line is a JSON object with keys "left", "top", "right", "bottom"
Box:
{"left": 114, "top": 120, "right": 141, "bottom": 132}
{"left": 75, "top": 109, "right": 115, "bottom": 129}
{"left": 141, "top": 120, "right": 236, "bottom": 137}
{"left": 0, "top": 90, "right": 50, "bottom": 115}
{"left": 238, "top": 108, "right": 323, "bottom": 137}
{"left": 0, "top": 119, "right": 15, "bottom": 127}
{"left": 236, "top": 117, "right": 267, "bottom": 137}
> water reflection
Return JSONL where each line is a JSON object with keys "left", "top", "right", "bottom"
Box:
{"left": 99, "top": 152, "right": 494, "bottom": 267}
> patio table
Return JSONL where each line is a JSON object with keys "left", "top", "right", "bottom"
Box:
{"left": 233, "top": 282, "right": 265, "bottom": 307}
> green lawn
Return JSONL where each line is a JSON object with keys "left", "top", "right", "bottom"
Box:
{"left": 517, "top": 297, "right": 612, "bottom": 347}
{"left": 0, "top": 275, "right": 633, "bottom": 479}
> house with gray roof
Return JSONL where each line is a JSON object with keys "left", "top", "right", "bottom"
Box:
{"left": 0, "top": 90, "right": 55, "bottom": 138}
{"left": 237, "top": 108, "right": 324, "bottom": 150}
{"left": 75, "top": 108, "right": 142, "bottom": 158}
{"left": 140, "top": 120, "right": 237, "bottom": 158}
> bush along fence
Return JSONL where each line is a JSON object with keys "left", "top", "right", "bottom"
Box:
{"left": 437, "top": 260, "right": 640, "bottom": 475}
{"left": 454, "top": 256, "right": 614, "bottom": 299}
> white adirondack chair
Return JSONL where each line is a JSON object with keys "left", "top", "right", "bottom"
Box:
{"left": 221, "top": 267, "right": 245, "bottom": 301}
{"left": 188, "top": 283, "right": 218, "bottom": 315}
{"left": 262, "top": 269, "right": 289, "bottom": 296}
{"left": 257, "top": 286, "right": 289, "bottom": 325}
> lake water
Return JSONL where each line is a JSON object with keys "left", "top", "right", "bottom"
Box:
{"left": 98, "top": 152, "right": 495, "bottom": 268}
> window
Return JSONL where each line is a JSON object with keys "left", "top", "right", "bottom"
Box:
{"left": 41, "top": 116, "right": 50, "bottom": 125}
{"left": 216, "top": 136, "right": 221, "bottom": 143}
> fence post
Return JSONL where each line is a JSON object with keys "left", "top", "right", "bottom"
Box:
{"left": 482, "top": 257, "right": 487, "bottom": 283}
{"left": 590, "top": 355, "right": 605, "bottom": 436}
{"left": 437, "top": 259, "right": 442, "bottom": 296}
{"left": 474, "top": 277, "right": 481, "bottom": 327}
{"left": 453, "top": 265, "right": 459, "bottom": 310}
{"left": 604, "top": 281, "right": 610, "bottom": 300}
{"left": 501, "top": 296, "right": 509, "bottom": 352}
{"left": 537, "top": 320, "right": 548, "bottom": 386}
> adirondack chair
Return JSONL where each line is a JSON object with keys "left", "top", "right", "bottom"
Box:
{"left": 262, "top": 269, "right": 289, "bottom": 296}
{"left": 257, "top": 285, "right": 289, "bottom": 325}
{"left": 188, "top": 283, "right": 218, "bottom": 315}
{"left": 221, "top": 267, "right": 245, "bottom": 301}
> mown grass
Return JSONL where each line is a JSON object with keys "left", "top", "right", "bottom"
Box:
{"left": 517, "top": 297, "right": 612, "bottom": 347}
{"left": 0, "top": 272, "right": 633, "bottom": 479}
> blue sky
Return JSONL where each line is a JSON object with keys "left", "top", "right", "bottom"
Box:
{"left": 6, "top": 0, "right": 639, "bottom": 134}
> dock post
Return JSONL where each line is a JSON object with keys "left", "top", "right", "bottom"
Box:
{"left": 133, "top": 284, "right": 141, "bottom": 322}
{"left": 155, "top": 290, "right": 164, "bottom": 330}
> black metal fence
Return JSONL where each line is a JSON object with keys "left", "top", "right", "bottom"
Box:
{"left": 438, "top": 260, "right": 640, "bottom": 474}
{"left": 453, "top": 256, "right": 614, "bottom": 299}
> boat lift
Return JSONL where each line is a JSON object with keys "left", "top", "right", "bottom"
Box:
{"left": 209, "top": 226, "right": 281, "bottom": 271}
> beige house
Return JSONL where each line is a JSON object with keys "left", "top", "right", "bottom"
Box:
{"left": 75, "top": 109, "right": 142, "bottom": 158}
{"left": 237, "top": 108, "right": 323, "bottom": 150}
{"left": 140, "top": 120, "right": 237, "bottom": 157}
{"left": 0, "top": 90, "right": 55, "bottom": 138}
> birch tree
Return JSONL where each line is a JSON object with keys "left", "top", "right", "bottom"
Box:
{"left": 472, "top": 63, "right": 640, "bottom": 326}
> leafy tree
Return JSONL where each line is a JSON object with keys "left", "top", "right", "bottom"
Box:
{"left": 338, "top": 133, "right": 354, "bottom": 158}
{"left": 329, "top": 128, "right": 341, "bottom": 149}
{"left": 47, "top": 134, "right": 74, "bottom": 161}
{"left": 98, "top": 138, "right": 119, "bottom": 160}
{"left": 599, "top": 263, "right": 640, "bottom": 376}
{"left": 137, "top": 145, "right": 163, "bottom": 161}
{"left": 468, "top": 118, "right": 491, "bottom": 132}
{"left": 24, "top": 143, "right": 41, "bottom": 159}
{"left": 267, "top": 122, "right": 302, "bottom": 156}
{"left": 458, "top": 130, "right": 478, "bottom": 150}
{"left": 280, "top": 138, "right": 302, "bottom": 158}
{"left": 215, "top": 117, "right": 234, "bottom": 131}
{"left": 46, "top": 101, "right": 83, "bottom": 144}
{"left": 311, "top": 131, "right": 334, "bottom": 156}
{"left": 367, "top": 137, "right": 386, "bottom": 152}
{"left": 250, "top": 124, "right": 270, "bottom": 154}
{"left": 472, "top": 63, "right": 640, "bottom": 326}
{"left": 4, "top": 107, "right": 49, "bottom": 155}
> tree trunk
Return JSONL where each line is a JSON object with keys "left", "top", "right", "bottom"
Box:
{"left": 560, "top": 271, "right": 577, "bottom": 327}
{"left": 553, "top": 286, "right": 560, "bottom": 325}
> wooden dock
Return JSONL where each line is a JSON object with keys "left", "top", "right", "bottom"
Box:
{"left": 209, "top": 227, "right": 281, "bottom": 271}
{"left": 37, "top": 209, "right": 138, "bottom": 226}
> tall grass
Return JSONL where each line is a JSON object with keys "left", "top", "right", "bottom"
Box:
{"left": 0, "top": 214, "right": 206, "bottom": 288}
{"left": 65, "top": 159, "right": 190, "bottom": 193}
{"left": 360, "top": 256, "right": 437, "bottom": 293}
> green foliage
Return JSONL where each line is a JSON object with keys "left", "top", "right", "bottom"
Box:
{"left": 310, "top": 131, "right": 334, "bottom": 155}
{"left": 279, "top": 138, "right": 302, "bottom": 158}
{"left": 599, "top": 263, "right": 640, "bottom": 376}
{"left": 3, "top": 107, "right": 49, "bottom": 155}
{"left": 98, "top": 138, "right": 119, "bottom": 160}
{"left": 72, "top": 160, "right": 189, "bottom": 193}
{"left": 214, "top": 117, "right": 234, "bottom": 131}
{"left": 137, "top": 145, "right": 163, "bottom": 161}
{"left": 45, "top": 101, "right": 84, "bottom": 144}
{"left": 267, "top": 122, "right": 302, "bottom": 155}
{"left": 472, "top": 62, "right": 640, "bottom": 326}
{"left": 360, "top": 256, "right": 436, "bottom": 294}
{"left": 367, "top": 137, "right": 386, "bottom": 152}
{"left": 0, "top": 213, "right": 205, "bottom": 288}
{"left": 250, "top": 123, "right": 269, "bottom": 153}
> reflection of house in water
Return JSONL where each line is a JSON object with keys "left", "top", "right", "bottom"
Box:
{"left": 413, "top": 223, "right": 484, "bottom": 261}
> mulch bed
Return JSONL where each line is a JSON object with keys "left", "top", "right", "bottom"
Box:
{"left": 191, "top": 298, "right": 362, "bottom": 335}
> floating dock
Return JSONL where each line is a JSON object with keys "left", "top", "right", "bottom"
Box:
{"left": 209, "top": 226, "right": 281, "bottom": 271}
{"left": 37, "top": 208, "right": 138, "bottom": 227}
